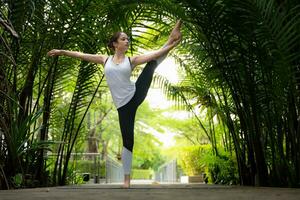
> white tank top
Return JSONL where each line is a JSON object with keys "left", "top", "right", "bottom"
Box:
{"left": 104, "top": 56, "right": 136, "bottom": 109}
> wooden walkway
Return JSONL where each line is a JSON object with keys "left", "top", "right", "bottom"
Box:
{"left": 1, "top": 183, "right": 300, "bottom": 200}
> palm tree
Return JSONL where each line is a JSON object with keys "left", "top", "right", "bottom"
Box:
{"left": 1, "top": 0, "right": 299, "bottom": 188}
{"left": 160, "top": 0, "right": 300, "bottom": 186}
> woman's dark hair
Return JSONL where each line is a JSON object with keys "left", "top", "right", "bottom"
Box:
{"left": 108, "top": 31, "right": 123, "bottom": 51}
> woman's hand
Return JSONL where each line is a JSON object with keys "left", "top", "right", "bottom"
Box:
{"left": 47, "top": 49, "right": 107, "bottom": 65}
{"left": 47, "top": 49, "right": 63, "bottom": 57}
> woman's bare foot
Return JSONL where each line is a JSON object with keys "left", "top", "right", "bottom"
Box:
{"left": 122, "top": 174, "right": 130, "bottom": 188}
{"left": 168, "top": 20, "right": 182, "bottom": 43}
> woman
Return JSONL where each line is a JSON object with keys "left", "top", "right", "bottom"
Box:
{"left": 47, "top": 20, "right": 182, "bottom": 188}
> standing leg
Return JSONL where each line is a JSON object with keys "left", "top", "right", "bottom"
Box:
{"left": 117, "top": 103, "right": 136, "bottom": 188}
{"left": 116, "top": 60, "right": 159, "bottom": 188}
{"left": 117, "top": 58, "right": 166, "bottom": 188}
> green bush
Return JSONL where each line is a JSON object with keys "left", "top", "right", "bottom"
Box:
{"left": 132, "top": 169, "right": 153, "bottom": 179}
{"left": 177, "top": 145, "right": 238, "bottom": 185}
{"left": 201, "top": 152, "right": 239, "bottom": 185}
{"left": 66, "top": 169, "right": 84, "bottom": 185}
{"left": 12, "top": 173, "right": 23, "bottom": 188}
{"left": 177, "top": 145, "right": 211, "bottom": 176}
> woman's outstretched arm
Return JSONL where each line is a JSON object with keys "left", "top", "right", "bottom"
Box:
{"left": 131, "top": 20, "right": 182, "bottom": 67}
{"left": 47, "top": 49, "right": 108, "bottom": 65}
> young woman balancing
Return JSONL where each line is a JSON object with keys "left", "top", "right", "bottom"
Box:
{"left": 47, "top": 20, "right": 182, "bottom": 188}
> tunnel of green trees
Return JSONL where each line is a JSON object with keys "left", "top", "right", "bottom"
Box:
{"left": 1, "top": 0, "right": 300, "bottom": 189}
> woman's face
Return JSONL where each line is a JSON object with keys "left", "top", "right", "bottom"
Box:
{"left": 114, "top": 32, "right": 130, "bottom": 52}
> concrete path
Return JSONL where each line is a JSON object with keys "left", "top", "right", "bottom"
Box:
{"left": 1, "top": 183, "right": 300, "bottom": 200}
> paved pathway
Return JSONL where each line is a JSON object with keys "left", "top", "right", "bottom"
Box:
{"left": 1, "top": 183, "right": 300, "bottom": 200}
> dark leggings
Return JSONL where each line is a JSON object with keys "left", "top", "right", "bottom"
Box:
{"left": 117, "top": 60, "right": 158, "bottom": 152}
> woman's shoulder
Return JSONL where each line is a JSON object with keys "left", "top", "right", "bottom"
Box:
{"left": 125, "top": 55, "right": 134, "bottom": 69}
{"left": 103, "top": 55, "right": 111, "bottom": 66}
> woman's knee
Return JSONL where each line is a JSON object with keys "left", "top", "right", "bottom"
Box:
{"left": 123, "top": 139, "right": 134, "bottom": 152}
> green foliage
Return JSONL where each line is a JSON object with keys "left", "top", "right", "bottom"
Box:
{"left": 72, "top": 160, "right": 106, "bottom": 178}
{"left": 177, "top": 145, "right": 238, "bottom": 185}
{"left": 177, "top": 145, "right": 211, "bottom": 176}
{"left": 12, "top": 173, "right": 23, "bottom": 188}
{"left": 2, "top": 0, "right": 300, "bottom": 189}
{"left": 65, "top": 168, "right": 85, "bottom": 185}
{"left": 201, "top": 151, "right": 239, "bottom": 185}
{"left": 0, "top": 91, "right": 52, "bottom": 188}
{"left": 159, "top": 0, "right": 300, "bottom": 187}
{"left": 161, "top": 114, "right": 210, "bottom": 145}
{"left": 132, "top": 169, "right": 153, "bottom": 179}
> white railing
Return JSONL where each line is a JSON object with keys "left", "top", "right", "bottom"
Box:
{"left": 154, "top": 159, "right": 178, "bottom": 183}
{"left": 47, "top": 153, "right": 125, "bottom": 184}
{"left": 105, "top": 155, "right": 123, "bottom": 183}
